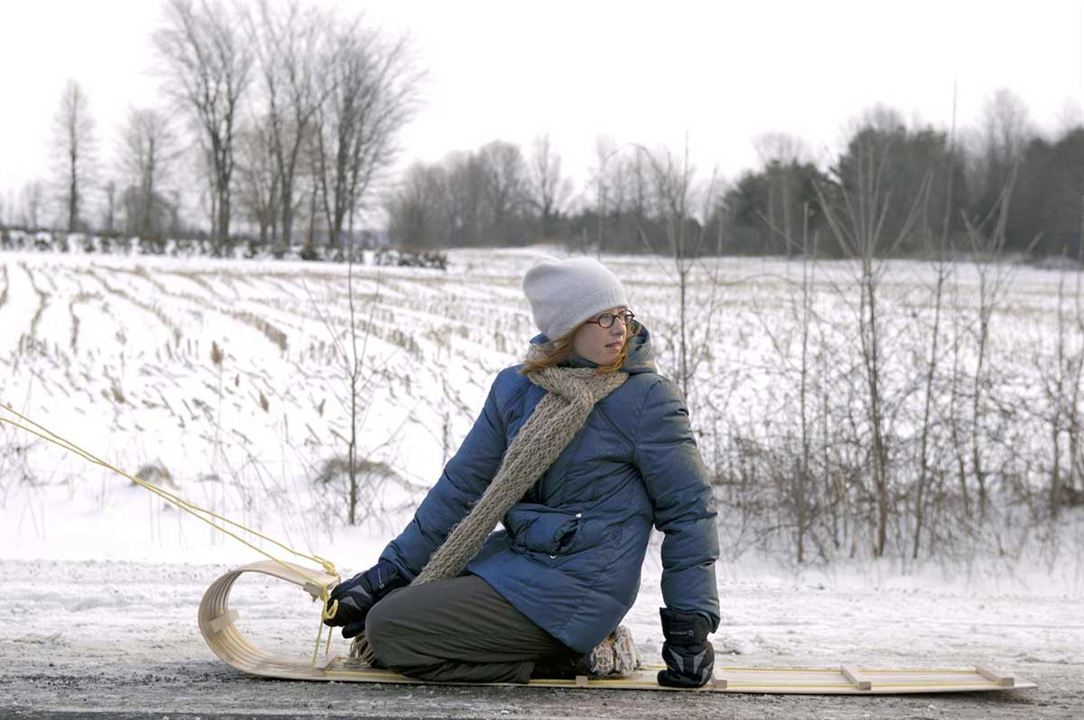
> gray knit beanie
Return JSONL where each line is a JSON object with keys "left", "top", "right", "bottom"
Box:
{"left": 523, "top": 256, "right": 628, "bottom": 341}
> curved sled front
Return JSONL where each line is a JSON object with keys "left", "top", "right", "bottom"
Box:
{"left": 198, "top": 559, "right": 341, "bottom": 681}
{"left": 198, "top": 561, "right": 1037, "bottom": 693}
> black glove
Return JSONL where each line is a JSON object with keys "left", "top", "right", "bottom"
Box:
{"left": 323, "top": 558, "right": 408, "bottom": 638}
{"left": 657, "top": 608, "right": 714, "bottom": 688}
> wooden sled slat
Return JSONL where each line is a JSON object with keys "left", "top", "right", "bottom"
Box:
{"left": 198, "top": 561, "right": 1038, "bottom": 694}
{"left": 976, "top": 665, "right": 1015, "bottom": 687}
{"left": 841, "top": 664, "right": 872, "bottom": 691}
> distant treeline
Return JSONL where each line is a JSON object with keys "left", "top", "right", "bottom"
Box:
{"left": 388, "top": 107, "right": 1084, "bottom": 260}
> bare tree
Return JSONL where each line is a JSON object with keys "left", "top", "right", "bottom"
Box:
{"left": 444, "top": 151, "right": 486, "bottom": 247}
{"left": 101, "top": 180, "right": 116, "bottom": 235}
{"left": 155, "top": 0, "right": 253, "bottom": 254}
{"left": 386, "top": 162, "right": 449, "bottom": 248}
{"left": 1074, "top": 202, "right": 1084, "bottom": 499}
{"left": 53, "top": 79, "right": 96, "bottom": 232}
{"left": 815, "top": 130, "right": 930, "bottom": 558}
{"left": 793, "top": 205, "right": 819, "bottom": 563}
{"left": 644, "top": 143, "right": 694, "bottom": 396}
{"left": 591, "top": 135, "right": 617, "bottom": 253}
{"left": 528, "top": 134, "right": 572, "bottom": 240}
{"left": 961, "top": 168, "right": 1023, "bottom": 520}
{"left": 119, "top": 108, "right": 177, "bottom": 239}
{"left": 627, "top": 150, "right": 651, "bottom": 219}
{"left": 1045, "top": 252, "right": 1077, "bottom": 518}
{"left": 969, "top": 88, "right": 1032, "bottom": 222}
{"left": 248, "top": 1, "right": 328, "bottom": 250}
{"left": 912, "top": 90, "right": 959, "bottom": 559}
{"left": 636, "top": 141, "right": 720, "bottom": 399}
{"left": 235, "top": 114, "right": 280, "bottom": 247}
{"left": 19, "top": 181, "right": 46, "bottom": 229}
{"left": 617, "top": 150, "right": 651, "bottom": 251}
{"left": 1071, "top": 213, "right": 1084, "bottom": 505}
{"left": 312, "top": 20, "right": 419, "bottom": 253}
{"left": 478, "top": 140, "right": 528, "bottom": 244}
{"left": 753, "top": 132, "right": 808, "bottom": 167}
{"left": 752, "top": 133, "right": 811, "bottom": 255}
{"left": 978, "top": 89, "right": 1031, "bottom": 168}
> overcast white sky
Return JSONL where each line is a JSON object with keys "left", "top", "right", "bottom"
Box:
{"left": 1, "top": 0, "right": 1082, "bottom": 223}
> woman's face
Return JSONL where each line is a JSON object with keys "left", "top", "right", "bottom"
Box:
{"left": 572, "top": 306, "right": 630, "bottom": 365}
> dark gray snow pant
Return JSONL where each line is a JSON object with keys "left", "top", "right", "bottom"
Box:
{"left": 364, "top": 573, "right": 571, "bottom": 683}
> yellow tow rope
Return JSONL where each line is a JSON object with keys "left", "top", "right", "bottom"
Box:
{"left": 0, "top": 403, "right": 343, "bottom": 660}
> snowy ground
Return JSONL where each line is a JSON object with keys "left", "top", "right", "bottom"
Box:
{"left": 1, "top": 248, "right": 1082, "bottom": 717}
{"left": 1, "top": 556, "right": 1081, "bottom": 718}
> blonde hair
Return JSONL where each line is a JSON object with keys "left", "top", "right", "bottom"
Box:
{"left": 521, "top": 320, "right": 640, "bottom": 375}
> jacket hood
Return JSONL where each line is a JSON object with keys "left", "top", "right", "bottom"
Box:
{"left": 528, "top": 325, "right": 658, "bottom": 375}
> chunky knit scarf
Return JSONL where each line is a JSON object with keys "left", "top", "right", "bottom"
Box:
{"left": 413, "top": 357, "right": 627, "bottom": 583}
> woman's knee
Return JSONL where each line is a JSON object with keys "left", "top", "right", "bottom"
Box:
{"left": 363, "top": 598, "right": 391, "bottom": 649}
{"left": 364, "top": 588, "right": 408, "bottom": 661}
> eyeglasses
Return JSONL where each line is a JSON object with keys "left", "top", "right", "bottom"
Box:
{"left": 584, "top": 310, "right": 637, "bottom": 329}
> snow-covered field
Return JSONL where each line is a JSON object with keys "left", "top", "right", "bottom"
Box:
{"left": 1, "top": 248, "right": 1078, "bottom": 565}
{"left": 1, "top": 248, "right": 1082, "bottom": 717}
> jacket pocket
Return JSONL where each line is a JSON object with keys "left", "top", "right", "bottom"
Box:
{"left": 505, "top": 504, "right": 582, "bottom": 557}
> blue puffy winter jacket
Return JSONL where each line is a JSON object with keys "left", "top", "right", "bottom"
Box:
{"left": 380, "top": 326, "right": 721, "bottom": 653}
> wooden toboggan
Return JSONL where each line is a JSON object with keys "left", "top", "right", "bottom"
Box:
{"left": 198, "top": 560, "right": 1038, "bottom": 694}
